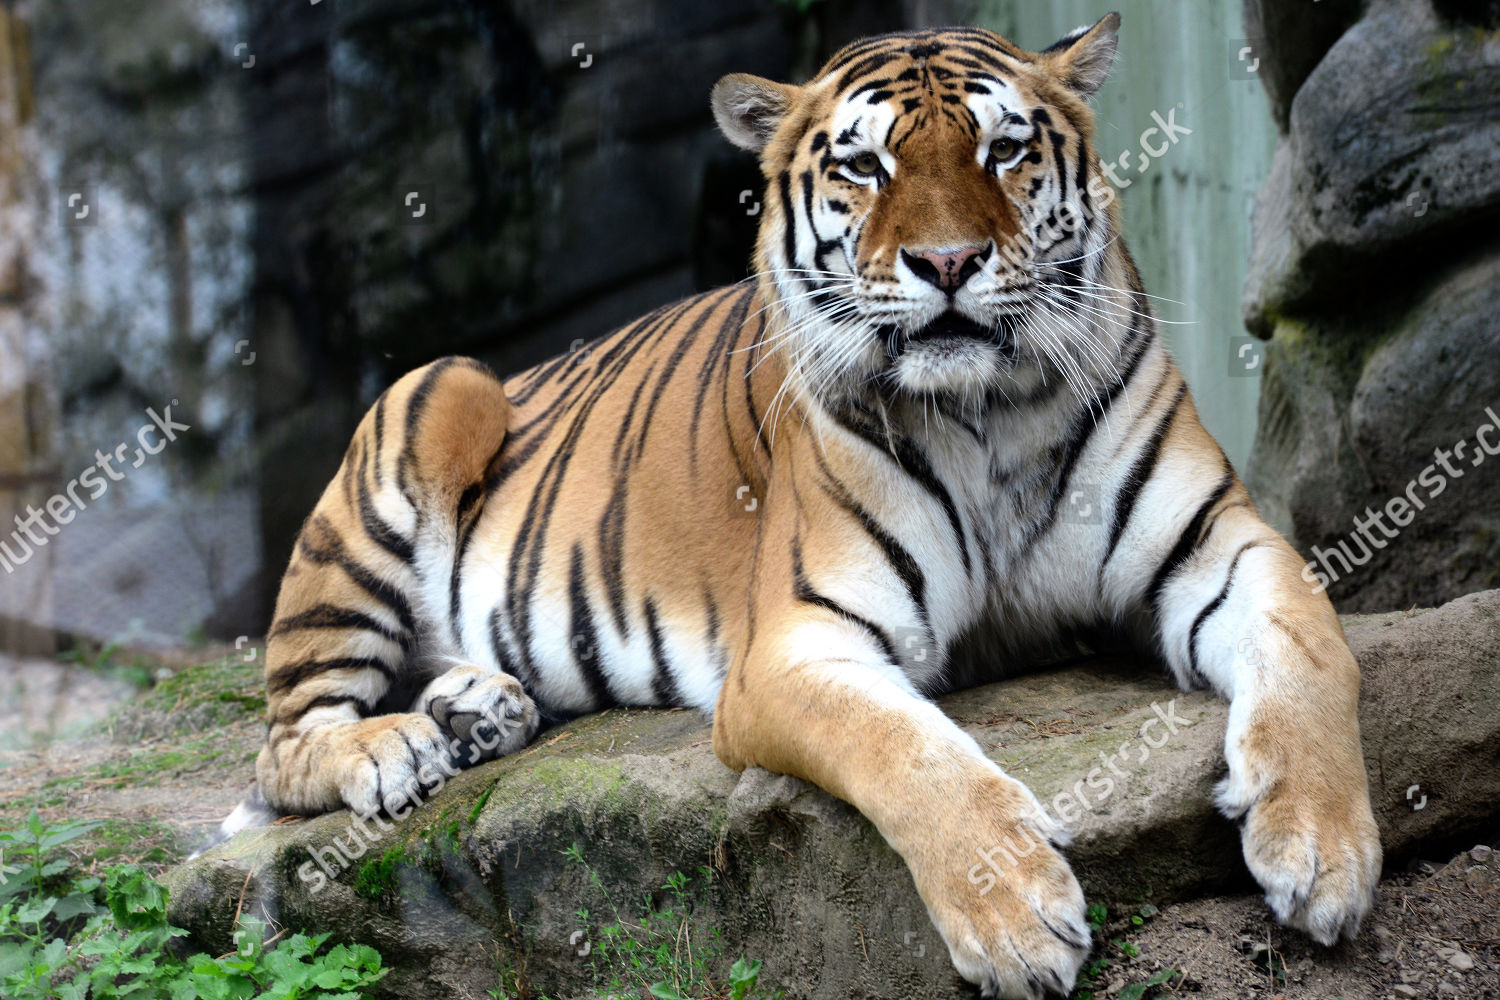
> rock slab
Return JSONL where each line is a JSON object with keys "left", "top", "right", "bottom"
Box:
{"left": 167, "top": 590, "right": 1500, "bottom": 999}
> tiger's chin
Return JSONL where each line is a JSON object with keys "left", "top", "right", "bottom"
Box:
{"left": 884, "top": 311, "right": 1017, "bottom": 397}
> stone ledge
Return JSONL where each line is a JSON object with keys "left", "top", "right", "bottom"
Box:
{"left": 166, "top": 589, "right": 1500, "bottom": 998}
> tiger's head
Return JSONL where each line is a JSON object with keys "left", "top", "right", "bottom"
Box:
{"left": 712, "top": 16, "right": 1127, "bottom": 409}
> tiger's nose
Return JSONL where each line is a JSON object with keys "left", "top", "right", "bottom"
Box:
{"left": 899, "top": 243, "right": 990, "bottom": 292}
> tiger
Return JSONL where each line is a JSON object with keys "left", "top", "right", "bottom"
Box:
{"left": 219, "top": 14, "right": 1383, "bottom": 999}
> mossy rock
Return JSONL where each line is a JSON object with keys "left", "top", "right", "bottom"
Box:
{"left": 165, "top": 591, "right": 1500, "bottom": 999}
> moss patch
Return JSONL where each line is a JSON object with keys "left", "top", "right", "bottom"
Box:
{"left": 109, "top": 655, "right": 265, "bottom": 741}
{"left": 353, "top": 845, "right": 410, "bottom": 900}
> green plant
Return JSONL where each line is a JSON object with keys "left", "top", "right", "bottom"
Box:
{"left": 1117, "top": 967, "right": 1177, "bottom": 1000}
{"left": 0, "top": 810, "right": 387, "bottom": 999}
{"left": 560, "top": 844, "right": 782, "bottom": 1000}
{"left": 58, "top": 637, "right": 157, "bottom": 690}
{"left": 1070, "top": 903, "right": 1175, "bottom": 1000}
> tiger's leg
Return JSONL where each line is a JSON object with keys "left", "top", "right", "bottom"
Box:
{"left": 256, "top": 357, "right": 523, "bottom": 819}
{"left": 715, "top": 627, "right": 1090, "bottom": 999}
{"left": 1108, "top": 423, "right": 1381, "bottom": 944}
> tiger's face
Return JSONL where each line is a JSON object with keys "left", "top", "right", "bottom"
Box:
{"left": 712, "top": 17, "right": 1123, "bottom": 407}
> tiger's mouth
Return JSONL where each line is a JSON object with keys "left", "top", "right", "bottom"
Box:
{"left": 882, "top": 311, "right": 1018, "bottom": 358}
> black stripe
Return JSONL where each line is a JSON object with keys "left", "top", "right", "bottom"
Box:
{"left": 633, "top": 294, "right": 730, "bottom": 460}
{"left": 643, "top": 597, "right": 683, "bottom": 705}
{"left": 946, "top": 43, "right": 1015, "bottom": 76}
{"left": 1074, "top": 134, "right": 1091, "bottom": 216}
{"left": 834, "top": 51, "right": 902, "bottom": 93}
{"left": 704, "top": 589, "right": 727, "bottom": 680}
{"left": 1020, "top": 314, "right": 1156, "bottom": 555}
{"left": 832, "top": 405, "right": 973, "bottom": 576}
{"left": 268, "top": 655, "right": 396, "bottom": 697}
{"left": 778, "top": 170, "right": 796, "bottom": 268}
{"left": 299, "top": 517, "right": 418, "bottom": 635}
{"left": 741, "top": 310, "right": 767, "bottom": 457}
{"left": 372, "top": 393, "right": 388, "bottom": 487}
{"left": 1147, "top": 466, "right": 1236, "bottom": 616}
{"left": 270, "top": 604, "right": 405, "bottom": 643}
{"left": 598, "top": 459, "right": 633, "bottom": 637}
{"left": 1103, "top": 382, "right": 1186, "bottom": 568}
{"left": 569, "top": 543, "right": 617, "bottom": 709}
{"left": 397, "top": 356, "right": 458, "bottom": 509}
{"left": 791, "top": 537, "right": 898, "bottom": 664}
{"left": 1048, "top": 129, "right": 1069, "bottom": 202}
{"left": 497, "top": 305, "right": 677, "bottom": 477}
{"left": 486, "top": 605, "right": 534, "bottom": 690}
{"left": 690, "top": 285, "right": 755, "bottom": 467}
{"left": 356, "top": 449, "right": 416, "bottom": 564}
{"left": 340, "top": 439, "right": 358, "bottom": 503}
{"left": 504, "top": 300, "right": 700, "bottom": 678}
{"left": 811, "top": 448, "right": 928, "bottom": 629}
{"left": 449, "top": 480, "right": 486, "bottom": 644}
{"left": 1186, "top": 540, "right": 1267, "bottom": 685}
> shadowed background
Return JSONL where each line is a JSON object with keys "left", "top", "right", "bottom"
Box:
{"left": 0, "top": 0, "right": 1494, "bottom": 667}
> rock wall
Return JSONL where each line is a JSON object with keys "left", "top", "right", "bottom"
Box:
{"left": 4, "top": 0, "right": 262, "bottom": 647}
{"left": 2, "top": 0, "right": 971, "bottom": 645}
{"left": 1242, "top": 0, "right": 1500, "bottom": 611}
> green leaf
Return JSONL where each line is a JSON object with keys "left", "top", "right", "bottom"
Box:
{"left": 15, "top": 896, "right": 58, "bottom": 924}
{"left": 50, "top": 891, "right": 100, "bottom": 923}
{"left": 39, "top": 821, "right": 105, "bottom": 851}
{"left": 103, "top": 865, "right": 170, "bottom": 931}
{"left": 648, "top": 984, "right": 689, "bottom": 1000}
{"left": 729, "top": 955, "right": 762, "bottom": 999}
{"left": 1117, "top": 968, "right": 1177, "bottom": 1000}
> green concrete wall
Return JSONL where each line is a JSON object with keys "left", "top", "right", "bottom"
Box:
{"left": 975, "top": 0, "right": 1275, "bottom": 469}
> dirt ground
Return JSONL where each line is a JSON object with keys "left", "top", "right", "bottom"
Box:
{"left": 1, "top": 651, "right": 1496, "bottom": 1000}
{"left": 1081, "top": 843, "right": 1500, "bottom": 1000}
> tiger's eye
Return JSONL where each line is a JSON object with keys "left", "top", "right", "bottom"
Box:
{"left": 990, "top": 137, "right": 1021, "bottom": 162}
{"left": 850, "top": 152, "right": 881, "bottom": 176}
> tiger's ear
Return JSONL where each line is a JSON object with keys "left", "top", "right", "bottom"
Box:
{"left": 1039, "top": 11, "right": 1120, "bottom": 99}
{"left": 711, "top": 73, "right": 799, "bottom": 153}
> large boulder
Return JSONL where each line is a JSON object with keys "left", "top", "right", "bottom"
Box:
{"left": 1242, "top": 0, "right": 1500, "bottom": 612}
{"left": 166, "top": 589, "right": 1500, "bottom": 999}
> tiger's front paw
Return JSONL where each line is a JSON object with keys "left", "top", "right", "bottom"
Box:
{"left": 337, "top": 713, "right": 453, "bottom": 818}
{"left": 423, "top": 666, "right": 540, "bottom": 766}
{"left": 1220, "top": 748, "right": 1382, "bottom": 945}
{"left": 912, "top": 783, "right": 1089, "bottom": 999}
